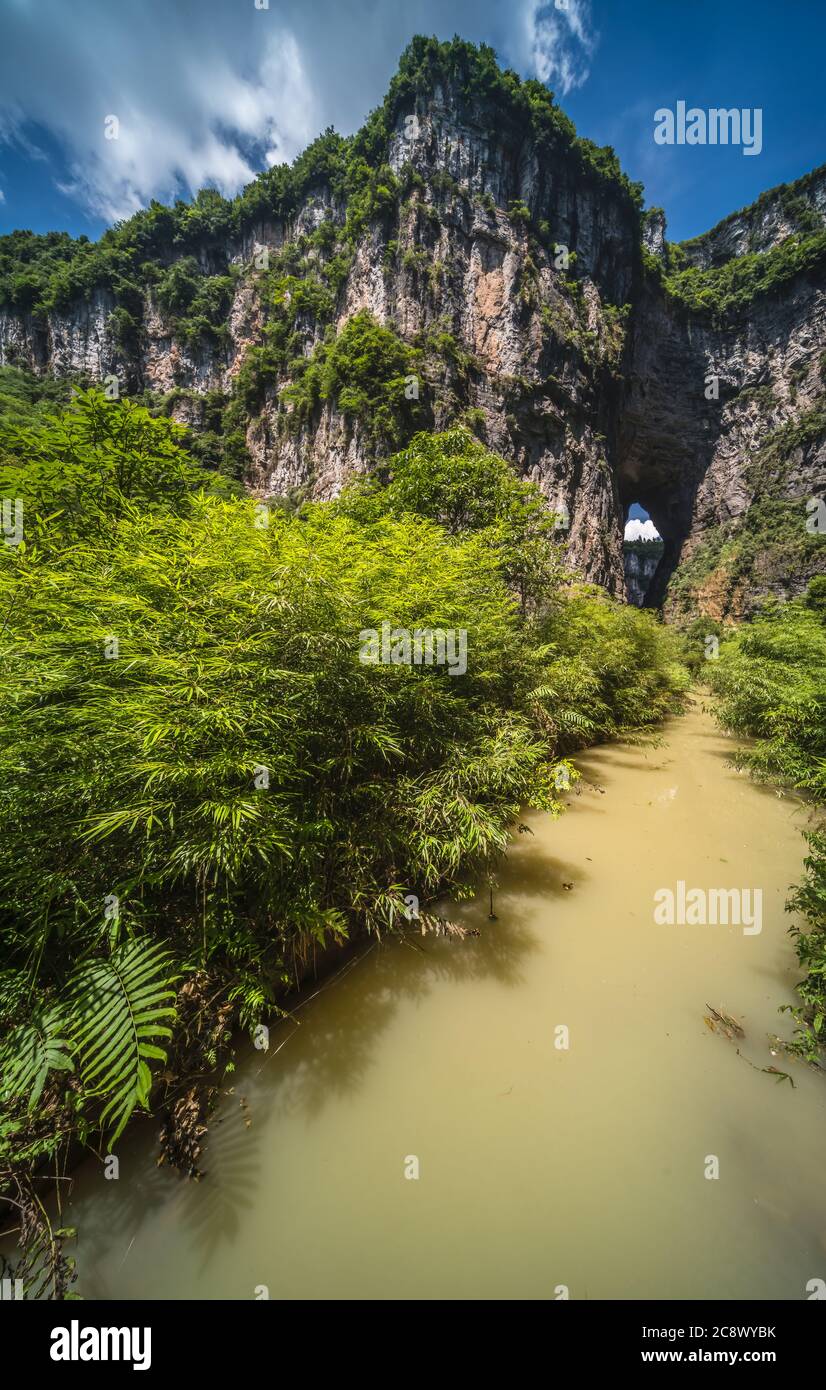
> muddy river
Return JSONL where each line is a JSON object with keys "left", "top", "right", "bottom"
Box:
{"left": 53, "top": 700, "right": 826, "bottom": 1299}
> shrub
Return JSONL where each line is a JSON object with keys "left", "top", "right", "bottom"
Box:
{"left": 0, "top": 387, "right": 236, "bottom": 548}
{"left": 707, "top": 590, "right": 826, "bottom": 1059}
{"left": 280, "top": 310, "right": 425, "bottom": 446}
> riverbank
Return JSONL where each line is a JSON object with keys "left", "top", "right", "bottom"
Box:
{"left": 35, "top": 699, "right": 826, "bottom": 1300}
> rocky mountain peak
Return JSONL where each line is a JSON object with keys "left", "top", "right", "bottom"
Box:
{"left": 0, "top": 37, "right": 823, "bottom": 618}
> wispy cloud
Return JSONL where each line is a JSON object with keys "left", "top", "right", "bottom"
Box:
{"left": 0, "top": 1, "right": 321, "bottom": 222}
{"left": 521, "top": 0, "right": 596, "bottom": 96}
{"left": 0, "top": 0, "right": 599, "bottom": 223}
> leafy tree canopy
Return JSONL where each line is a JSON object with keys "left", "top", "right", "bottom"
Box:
{"left": 0, "top": 387, "right": 239, "bottom": 547}
{"left": 334, "top": 426, "right": 568, "bottom": 611}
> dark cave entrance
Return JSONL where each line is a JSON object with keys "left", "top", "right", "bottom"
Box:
{"left": 616, "top": 449, "right": 698, "bottom": 609}
{"left": 622, "top": 502, "right": 665, "bottom": 607}
{"left": 615, "top": 380, "right": 707, "bottom": 610}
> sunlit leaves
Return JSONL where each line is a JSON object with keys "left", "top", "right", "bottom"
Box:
{"left": 707, "top": 597, "right": 826, "bottom": 796}
{"left": 0, "top": 418, "right": 688, "bottom": 1176}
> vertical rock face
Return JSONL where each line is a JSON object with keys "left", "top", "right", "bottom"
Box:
{"left": 0, "top": 288, "right": 115, "bottom": 378}
{"left": 676, "top": 167, "right": 826, "bottom": 268}
{"left": 620, "top": 239, "right": 826, "bottom": 615}
{"left": 0, "top": 41, "right": 824, "bottom": 616}
{"left": 624, "top": 542, "right": 664, "bottom": 606}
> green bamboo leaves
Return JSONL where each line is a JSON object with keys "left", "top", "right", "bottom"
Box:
{"left": 0, "top": 401, "right": 689, "bottom": 1181}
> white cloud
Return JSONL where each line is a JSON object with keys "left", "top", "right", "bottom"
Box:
{"left": 0, "top": 0, "right": 599, "bottom": 223}
{"left": 0, "top": 2, "right": 321, "bottom": 222}
{"left": 625, "top": 518, "right": 662, "bottom": 542}
{"left": 520, "top": 0, "right": 596, "bottom": 96}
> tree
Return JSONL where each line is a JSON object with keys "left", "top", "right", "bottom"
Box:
{"left": 336, "top": 426, "right": 568, "bottom": 612}
{"left": 0, "top": 387, "right": 237, "bottom": 547}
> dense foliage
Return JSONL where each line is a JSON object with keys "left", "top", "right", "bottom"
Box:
{"left": 623, "top": 537, "right": 664, "bottom": 560}
{"left": 666, "top": 501, "right": 825, "bottom": 620}
{"left": 643, "top": 165, "right": 826, "bottom": 327}
{"left": 154, "top": 257, "right": 239, "bottom": 348}
{"left": 281, "top": 310, "right": 425, "bottom": 447}
{"left": 660, "top": 228, "right": 826, "bottom": 324}
{"left": 706, "top": 586, "right": 826, "bottom": 1060}
{"left": 0, "top": 363, "right": 72, "bottom": 428}
{"left": 333, "top": 426, "right": 568, "bottom": 611}
{"left": 706, "top": 594, "right": 826, "bottom": 794}
{"left": 0, "top": 395, "right": 688, "bottom": 1293}
{"left": 0, "top": 387, "right": 237, "bottom": 549}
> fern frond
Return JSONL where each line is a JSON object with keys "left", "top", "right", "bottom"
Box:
{"left": 556, "top": 708, "right": 595, "bottom": 730}
{"left": 0, "top": 1006, "right": 74, "bottom": 1110}
{"left": 66, "top": 939, "right": 178, "bottom": 1142}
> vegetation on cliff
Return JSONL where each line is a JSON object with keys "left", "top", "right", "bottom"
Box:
{"left": 664, "top": 405, "right": 826, "bottom": 620}
{"left": 658, "top": 227, "right": 826, "bottom": 324}
{"left": 280, "top": 310, "right": 425, "bottom": 447}
{"left": 0, "top": 36, "right": 642, "bottom": 344}
{"left": 644, "top": 166, "right": 826, "bottom": 325}
{"left": 677, "top": 165, "right": 826, "bottom": 264}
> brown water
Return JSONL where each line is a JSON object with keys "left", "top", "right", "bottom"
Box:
{"left": 52, "top": 701, "right": 826, "bottom": 1299}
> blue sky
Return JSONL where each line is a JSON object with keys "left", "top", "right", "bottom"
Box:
{"left": 0, "top": 0, "right": 823, "bottom": 244}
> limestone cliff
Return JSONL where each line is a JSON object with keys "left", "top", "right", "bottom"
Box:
{"left": 0, "top": 38, "right": 823, "bottom": 618}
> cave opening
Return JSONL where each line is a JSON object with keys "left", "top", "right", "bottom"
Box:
{"left": 616, "top": 458, "right": 696, "bottom": 609}
{"left": 616, "top": 350, "right": 709, "bottom": 609}
{"left": 623, "top": 503, "right": 665, "bottom": 607}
